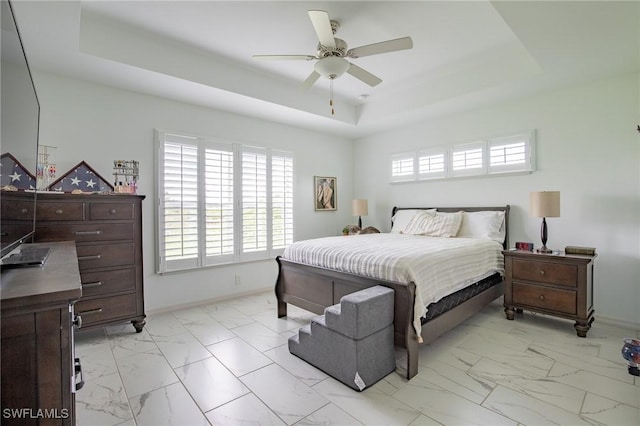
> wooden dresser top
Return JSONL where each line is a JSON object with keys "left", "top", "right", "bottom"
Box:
{"left": 1, "top": 241, "right": 82, "bottom": 312}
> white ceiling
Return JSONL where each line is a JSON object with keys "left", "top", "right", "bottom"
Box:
{"left": 11, "top": 1, "right": 640, "bottom": 139}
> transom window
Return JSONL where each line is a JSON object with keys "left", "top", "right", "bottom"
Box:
{"left": 390, "top": 131, "right": 535, "bottom": 182}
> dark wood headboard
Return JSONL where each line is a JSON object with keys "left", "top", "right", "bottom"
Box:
{"left": 391, "top": 205, "right": 510, "bottom": 249}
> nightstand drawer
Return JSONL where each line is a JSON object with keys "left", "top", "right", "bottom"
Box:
{"left": 512, "top": 259, "right": 577, "bottom": 287}
{"left": 513, "top": 282, "right": 576, "bottom": 315}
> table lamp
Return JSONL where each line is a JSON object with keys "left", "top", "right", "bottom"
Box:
{"left": 352, "top": 199, "right": 368, "bottom": 229}
{"left": 529, "top": 191, "right": 560, "bottom": 253}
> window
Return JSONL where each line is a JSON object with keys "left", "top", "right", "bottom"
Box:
{"left": 451, "top": 141, "right": 485, "bottom": 177}
{"left": 271, "top": 151, "right": 294, "bottom": 250}
{"left": 390, "top": 130, "right": 535, "bottom": 183}
{"left": 204, "top": 145, "right": 234, "bottom": 260}
{"left": 391, "top": 152, "right": 416, "bottom": 182}
{"left": 488, "top": 133, "right": 534, "bottom": 173}
{"left": 418, "top": 148, "right": 446, "bottom": 179}
{"left": 156, "top": 131, "right": 294, "bottom": 273}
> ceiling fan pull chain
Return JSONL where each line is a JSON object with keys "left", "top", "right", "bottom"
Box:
{"left": 330, "top": 78, "right": 335, "bottom": 115}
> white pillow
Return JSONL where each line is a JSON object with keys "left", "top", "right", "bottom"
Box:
{"left": 456, "top": 210, "right": 506, "bottom": 243}
{"left": 391, "top": 209, "right": 435, "bottom": 233}
{"left": 403, "top": 210, "right": 463, "bottom": 237}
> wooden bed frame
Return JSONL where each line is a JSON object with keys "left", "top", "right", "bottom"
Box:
{"left": 275, "top": 206, "right": 510, "bottom": 380}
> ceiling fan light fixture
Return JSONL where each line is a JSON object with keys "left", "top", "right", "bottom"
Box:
{"left": 314, "top": 57, "right": 350, "bottom": 79}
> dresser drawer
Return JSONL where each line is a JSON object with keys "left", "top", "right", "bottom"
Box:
{"left": 512, "top": 259, "right": 577, "bottom": 287}
{"left": 1, "top": 199, "right": 35, "bottom": 221}
{"left": 512, "top": 282, "right": 576, "bottom": 315}
{"left": 37, "top": 201, "right": 84, "bottom": 221}
{"left": 75, "top": 293, "right": 138, "bottom": 327}
{"left": 81, "top": 268, "right": 136, "bottom": 297}
{"left": 89, "top": 202, "right": 134, "bottom": 220}
{"left": 76, "top": 242, "right": 135, "bottom": 270}
{"left": 36, "top": 223, "right": 134, "bottom": 242}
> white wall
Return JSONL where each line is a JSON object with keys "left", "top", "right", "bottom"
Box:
{"left": 34, "top": 72, "right": 354, "bottom": 312}
{"left": 32, "top": 71, "right": 640, "bottom": 326}
{"left": 353, "top": 72, "right": 640, "bottom": 327}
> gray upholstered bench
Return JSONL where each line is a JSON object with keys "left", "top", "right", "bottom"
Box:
{"left": 288, "top": 285, "right": 395, "bottom": 391}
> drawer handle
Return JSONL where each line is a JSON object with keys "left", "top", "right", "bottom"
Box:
{"left": 539, "top": 270, "right": 545, "bottom": 275}
{"left": 539, "top": 294, "right": 545, "bottom": 301}
{"left": 21, "top": 208, "right": 28, "bottom": 214}
{"left": 55, "top": 209, "right": 64, "bottom": 215}
{"left": 74, "top": 358, "right": 84, "bottom": 391}
{"left": 82, "top": 281, "right": 102, "bottom": 288}
{"left": 75, "top": 230, "right": 102, "bottom": 236}
{"left": 109, "top": 209, "right": 117, "bottom": 214}
{"left": 78, "top": 254, "right": 102, "bottom": 261}
{"left": 77, "top": 308, "right": 103, "bottom": 316}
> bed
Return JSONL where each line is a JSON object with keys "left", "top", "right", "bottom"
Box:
{"left": 275, "top": 206, "right": 510, "bottom": 380}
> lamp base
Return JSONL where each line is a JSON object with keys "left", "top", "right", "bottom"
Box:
{"left": 538, "top": 218, "right": 552, "bottom": 253}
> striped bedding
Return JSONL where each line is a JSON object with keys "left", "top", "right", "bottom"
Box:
{"left": 282, "top": 233, "right": 504, "bottom": 334}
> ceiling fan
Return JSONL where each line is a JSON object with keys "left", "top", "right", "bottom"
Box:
{"left": 253, "top": 10, "right": 413, "bottom": 112}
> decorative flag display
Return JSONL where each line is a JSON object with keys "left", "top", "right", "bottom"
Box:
{"left": 48, "top": 161, "right": 113, "bottom": 193}
{"left": 0, "top": 153, "right": 36, "bottom": 190}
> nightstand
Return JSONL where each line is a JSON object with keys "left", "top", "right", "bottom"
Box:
{"left": 503, "top": 250, "right": 596, "bottom": 337}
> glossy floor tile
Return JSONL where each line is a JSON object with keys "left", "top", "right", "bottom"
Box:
{"left": 75, "top": 291, "right": 640, "bottom": 426}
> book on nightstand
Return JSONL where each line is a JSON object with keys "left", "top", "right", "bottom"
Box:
{"left": 564, "top": 246, "right": 596, "bottom": 256}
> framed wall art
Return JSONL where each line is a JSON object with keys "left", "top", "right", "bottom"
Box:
{"left": 315, "top": 176, "right": 336, "bottom": 211}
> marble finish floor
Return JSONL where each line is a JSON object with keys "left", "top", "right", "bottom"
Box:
{"left": 75, "top": 291, "right": 639, "bottom": 426}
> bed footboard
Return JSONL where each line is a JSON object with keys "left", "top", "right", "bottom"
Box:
{"left": 275, "top": 256, "right": 421, "bottom": 378}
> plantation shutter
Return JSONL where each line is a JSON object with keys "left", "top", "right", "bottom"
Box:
{"left": 157, "top": 130, "right": 295, "bottom": 272}
{"left": 451, "top": 141, "right": 485, "bottom": 177}
{"left": 158, "top": 134, "right": 199, "bottom": 272}
{"left": 271, "top": 151, "right": 294, "bottom": 251}
{"left": 489, "top": 133, "right": 534, "bottom": 173}
{"left": 204, "top": 144, "right": 234, "bottom": 265}
{"left": 241, "top": 147, "right": 268, "bottom": 259}
{"left": 391, "top": 152, "right": 416, "bottom": 182}
{"left": 418, "top": 148, "right": 446, "bottom": 179}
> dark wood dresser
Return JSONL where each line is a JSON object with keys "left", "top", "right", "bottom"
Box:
{"left": 33, "top": 193, "right": 146, "bottom": 332}
{"left": 1, "top": 241, "right": 82, "bottom": 425}
{"left": 503, "top": 249, "right": 596, "bottom": 337}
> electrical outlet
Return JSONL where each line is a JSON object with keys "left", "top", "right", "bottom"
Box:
{"left": 234, "top": 274, "right": 241, "bottom": 286}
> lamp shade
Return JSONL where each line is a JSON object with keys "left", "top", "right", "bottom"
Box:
{"left": 529, "top": 191, "right": 560, "bottom": 218}
{"left": 352, "top": 199, "right": 368, "bottom": 217}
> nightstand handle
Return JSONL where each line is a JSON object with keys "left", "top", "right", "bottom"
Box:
{"left": 539, "top": 294, "right": 545, "bottom": 301}
{"left": 539, "top": 270, "right": 545, "bottom": 275}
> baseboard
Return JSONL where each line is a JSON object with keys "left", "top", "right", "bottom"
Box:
{"left": 146, "top": 287, "right": 273, "bottom": 316}
{"left": 596, "top": 314, "right": 640, "bottom": 331}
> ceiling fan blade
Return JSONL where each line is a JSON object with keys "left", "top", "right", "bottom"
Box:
{"left": 346, "top": 63, "right": 382, "bottom": 87}
{"left": 347, "top": 36, "right": 413, "bottom": 58}
{"left": 308, "top": 10, "right": 336, "bottom": 48}
{"left": 252, "top": 55, "right": 316, "bottom": 61}
{"left": 301, "top": 71, "right": 321, "bottom": 89}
